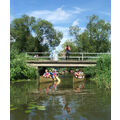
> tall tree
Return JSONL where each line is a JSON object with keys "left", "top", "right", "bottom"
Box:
{"left": 69, "top": 15, "right": 111, "bottom": 53}
{"left": 86, "top": 15, "right": 111, "bottom": 52}
{"left": 10, "top": 15, "right": 63, "bottom": 52}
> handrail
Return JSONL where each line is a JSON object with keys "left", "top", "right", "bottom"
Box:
{"left": 26, "top": 52, "right": 111, "bottom": 61}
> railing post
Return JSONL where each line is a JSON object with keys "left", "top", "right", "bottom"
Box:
{"left": 82, "top": 53, "right": 83, "bottom": 61}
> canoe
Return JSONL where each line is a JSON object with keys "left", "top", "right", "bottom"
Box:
{"left": 73, "top": 76, "right": 85, "bottom": 83}
{"left": 40, "top": 76, "right": 60, "bottom": 83}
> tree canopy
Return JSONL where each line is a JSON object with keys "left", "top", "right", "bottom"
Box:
{"left": 68, "top": 15, "right": 111, "bottom": 53}
{"left": 10, "top": 15, "right": 63, "bottom": 52}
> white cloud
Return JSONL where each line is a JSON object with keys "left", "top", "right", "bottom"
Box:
{"left": 54, "top": 26, "right": 70, "bottom": 44}
{"left": 54, "top": 26, "right": 69, "bottom": 36}
{"left": 28, "top": 7, "right": 87, "bottom": 23}
{"left": 54, "top": 26, "right": 71, "bottom": 51}
{"left": 72, "top": 19, "right": 79, "bottom": 26}
{"left": 100, "top": 11, "right": 111, "bottom": 16}
{"left": 72, "top": 7, "right": 87, "bottom": 14}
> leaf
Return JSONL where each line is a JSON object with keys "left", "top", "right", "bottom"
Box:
{"left": 36, "top": 106, "right": 46, "bottom": 111}
{"left": 10, "top": 107, "right": 17, "bottom": 111}
{"left": 10, "top": 104, "right": 14, "bottom": 107}
{"left": 27, "top": 106, "right": 36, "bottom": 110}
{"left": 25, "top": 110, "right": 31, "bottom": 113}
{"left": 28, "top": 104, "right": 36, "bottom": 107}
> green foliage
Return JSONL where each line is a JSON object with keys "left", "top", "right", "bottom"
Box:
{"left": 69, "top": 25, "right": 80, "bottom": 39}
{"left": 10, "top": 15, "right": 63, "bottom": 52}
{"left": 68, "top": 15, "right": 111, "bottom": 53}
{"left": 94, "top": 55, "right": 111, "bottom": 89}
{"left": 10, "top": 46, "right": 37, "bottom": 81}
{"left": 83, "top": 54, "right": 111, "bottom": 89}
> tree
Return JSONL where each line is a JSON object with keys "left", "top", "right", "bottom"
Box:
{"left": 10, "top": 15, "right": 63, "bottom": 52}
{"left": 69, "top": 25, "right": 80, "bottom": 40}
{"left": 86, "top": 15, "right": 111, "bottom": 52}
{"left": 10, "top": 15, "right": 36, "bottom": 52}
{"left": 77, "top": 30, "right": 91, "bottom": 52}
{"left": 69, "top": 15, "right": 111, "bottom": 53}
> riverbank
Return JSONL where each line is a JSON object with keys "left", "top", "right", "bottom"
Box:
{"left": 83, "top": 54, "right": 111, "bottom": 89}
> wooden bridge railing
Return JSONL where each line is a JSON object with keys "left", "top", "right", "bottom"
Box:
{"left": 26, "top": 52, "right": 111, "bottom": 61}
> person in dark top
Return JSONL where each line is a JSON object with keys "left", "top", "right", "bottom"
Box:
{"left": 65, "top": 45, "right": 71, "bottom": 60}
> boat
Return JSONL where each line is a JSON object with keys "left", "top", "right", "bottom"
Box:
{"left": 40, "top": 76, "right": 60, "bottom": 83}
{"left": 73, "top": 76, "right": 85, "bottom": 83}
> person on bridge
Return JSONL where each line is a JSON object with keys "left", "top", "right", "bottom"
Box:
{"left": 65, "top": 45, "right": 71, "bottom": 60}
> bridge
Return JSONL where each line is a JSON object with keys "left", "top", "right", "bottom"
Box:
{"left": 26, "top": 52, "right": 110, "bottom": 68}
{"left": 27, "top": 60, "right": 97, "bottom": 68}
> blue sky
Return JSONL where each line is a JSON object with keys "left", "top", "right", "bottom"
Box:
{"left": 10, "top": 0, "right": 111, "bottom": 51}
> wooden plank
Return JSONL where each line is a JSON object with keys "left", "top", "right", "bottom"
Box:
{"left": 27, "top": 63, "right": 96, "bottom": 67}
{"left": 27, "top": 60, "right": 97, "bottom": 64}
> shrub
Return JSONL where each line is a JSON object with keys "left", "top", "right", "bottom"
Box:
{"left": 10, "top": 47, "right": 37, "bottom": 81}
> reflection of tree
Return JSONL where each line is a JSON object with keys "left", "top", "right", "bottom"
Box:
{"left": 10, "top": 81, "right": 37, "bottom": 105}
{"left": 39, "top": 96, "right": 63, "bottom": 120}
{"left": 64, "top": 103, "right": 71, "bottom": 114}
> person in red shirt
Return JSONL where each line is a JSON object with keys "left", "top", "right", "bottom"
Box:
{"left": 65, "top": 45, "right": 71, "bottom": 60}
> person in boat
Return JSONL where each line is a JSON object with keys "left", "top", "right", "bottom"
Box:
{"left": 51, "top": 69, "right": 57, "bottom": 80}
{"left": 62, "top": 71, "right": 65, "bottom": 75}
{"left": 49, "top": 70, "right": 52, "bottom": 78}
{"left": 70, "top": 69, "right": 74, "bottom": 74}
{"left": 43, "top": 69, "right": 50, "bottom": 78}
{"left": 74, "top": 69, "right": 79, "bottom": 78}
{"left": 65, "top": 45, "right": 71, "bottom": 60}
{"left": 79, "top": 70, "right": 85, "bottom": 78}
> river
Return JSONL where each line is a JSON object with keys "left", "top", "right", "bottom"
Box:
{"left": 10, "top": 74, "right": 111, "bottom": 120}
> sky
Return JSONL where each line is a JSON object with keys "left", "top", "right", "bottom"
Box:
{"left": 10, "top": 0, "right": 111, "bottom": 51}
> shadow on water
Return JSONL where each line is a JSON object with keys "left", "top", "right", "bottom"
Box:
{"left": 10, "top": 73, "right": 111, "bottom": 120}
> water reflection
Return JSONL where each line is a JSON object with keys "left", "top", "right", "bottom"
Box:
{"left": 10, "top": 74, "right": 111, "bottom": 120}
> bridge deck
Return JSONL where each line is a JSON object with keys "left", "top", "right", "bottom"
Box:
{"left": 27, "top": 60, "right": 96, "bottom": 67}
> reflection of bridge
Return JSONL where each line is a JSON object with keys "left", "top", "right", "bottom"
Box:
{"left": 26, "top": 52, "right": 110, "bottom": 68}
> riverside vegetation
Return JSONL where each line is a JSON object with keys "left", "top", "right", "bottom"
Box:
{"left": 83, "top": 54, "right": 111, "bottom": 89}
{"left": 10, "top": 46, "right": 37, "bottom": 81}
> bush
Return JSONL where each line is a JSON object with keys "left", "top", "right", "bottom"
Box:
{"left": 10, "top": 47, "right": 37, "bottom": 81}
{"left": 83, "top": 54, "right": 111, "bottom": 89}
{"left": 95, "top": 54, "right": 111, "bottom": 88}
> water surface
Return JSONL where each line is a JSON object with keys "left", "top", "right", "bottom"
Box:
{"left": 10, "top": 74, "right": 111, "bottom": 120}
